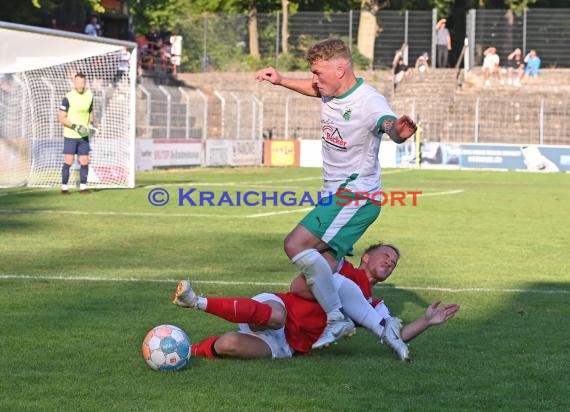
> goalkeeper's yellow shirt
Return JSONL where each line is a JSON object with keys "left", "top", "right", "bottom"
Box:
{"left": 62, "top": 89, "right": 93, "bottom": 139}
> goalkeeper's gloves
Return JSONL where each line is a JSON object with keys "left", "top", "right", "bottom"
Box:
{"left": 71, "top": 124, "right": 89, "bottom": 135}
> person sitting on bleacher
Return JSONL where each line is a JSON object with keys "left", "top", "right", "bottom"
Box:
{"left": 506, "top": 48, "right": 524, "bottom": 86}
{"left": 523, "top": 50, "right": 541, "bottom": 80}
{"left": 482, "top": 47, "right": 504, "bottom": 87}
{"left": 415, "top": 52, "right": 430, "bottom": 73}
{"left": 145, "top": 26, "right": 160, "bottom": 54}
{"left": 393, "top": 56, "right": 411, "bottom": 87}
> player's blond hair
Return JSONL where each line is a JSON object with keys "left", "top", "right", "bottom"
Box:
{"left": 306, "top": 38, "right": 352, "bottom": 65}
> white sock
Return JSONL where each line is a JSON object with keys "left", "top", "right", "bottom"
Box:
{"left": 291, "top": 249, "right": 342, "bottom": 316}
{"left": 197, "top": 297, "right": 208, "bottom": 310}
{"left": 335, "top": 275, "right": 385, "bottom": 338}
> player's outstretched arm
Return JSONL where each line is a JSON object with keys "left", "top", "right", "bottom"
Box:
{"left": 382, "top": 115, "right": 417, "bottom": 144}
{"left": 401, "top": 300, "right": 460, "bottom": 342}
{"left": 255, "top": 66, "right": 319, "bottom": 97}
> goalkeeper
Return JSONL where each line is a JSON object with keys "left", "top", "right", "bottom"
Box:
{"left": 58, "top": 73, "right": 95, "bottom": 194}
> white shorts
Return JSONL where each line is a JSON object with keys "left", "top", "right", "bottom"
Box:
{"left": 237, "top": 293, "right": 294, "bottom": 359}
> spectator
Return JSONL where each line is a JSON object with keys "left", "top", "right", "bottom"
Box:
{"left": 393, "top": 55, "right": 411, "bottom": 89}
{"left": 482, "top": 47, "right": 503, "bottom": 86}
{"left": 84, "top": 16, "right": 101, "bottom": 37}
{"left": 157, "top": 39, "right": 173, "bottom": 73}
{"left": 159, "top": 26, "right": 172, "bottom": 43}
{"left": 145, "top": 26, "right": 160, "bottom": 53}
{"left": 524, "top": 50, "right": 541, "bottom": 79}
{"left": 435, "top": 18, "right": 451, "bottom": 68}
{"left": 113, "top": 48, "right": 131, "bottom": 87}
{"left": 506, "top": 48, "right": 524, "bottom": 86}
{"left": 415, "top": 52, "right": 430, "bottom": 73}
{"left": 0, "top": 74, "right": 12, "bottom": 92}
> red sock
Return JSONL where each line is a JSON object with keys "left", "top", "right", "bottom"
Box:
{"left": 192, "top": 336, "right": 220, "bottom": 359}
{"left": 204, "top": 297, "right": 272, "bottom": 326}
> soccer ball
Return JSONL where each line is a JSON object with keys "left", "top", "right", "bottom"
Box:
{"left": 142, "top": 324, "right": 191, "bottom": 371}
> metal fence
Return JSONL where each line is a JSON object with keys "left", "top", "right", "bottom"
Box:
{"left": 181, "top": 10, "right": 434, "bottom": 70}
{"left": 179, "top": 8, "right": 570, "bottom": 72}
{"left": 136, "top": 82, "right": 207, "bottom": 140}
{"left": 137, "top": 82, "right": 570, "bottom": 146}
{"left": 391, "top": 95, "right": 570, "bottom": 146}
{"left": 139, "top": 8, "right": 570, "bottom": 146}
{"left": 466, "top": 8, "right": 570, "bottom": 70}
{"left": 257, "top": 92, "right": 570, "bottom": 146}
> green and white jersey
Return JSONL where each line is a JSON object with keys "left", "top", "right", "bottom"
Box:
{"left": 320, "top": 78, "right": 396, "bottom": 193}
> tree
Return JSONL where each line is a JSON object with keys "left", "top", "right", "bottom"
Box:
{"left": 31, "top": 0, "right": 104, "bottom": 13}
{"left": 281, "top": 0, "right": 290, "bottom": 54}
{"left": 357, "top": 0, "right": 390, "bottom": 68}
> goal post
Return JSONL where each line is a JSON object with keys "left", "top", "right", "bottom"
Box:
{"left": 0, "top": 21, "right": 137, "bottom": 189}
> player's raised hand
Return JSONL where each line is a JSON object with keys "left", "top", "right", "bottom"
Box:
{"left": 395, "top": 115, "right": 417, "bottom": 140}
{"left": 255, "top": 67, "right": 282, "bottom": 85}
{"left": 425, "top": 301, "right": 460, "bottom": 326}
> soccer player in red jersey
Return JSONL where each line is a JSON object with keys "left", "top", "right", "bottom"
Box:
{"left": 172, "top": 243, "right": 459, "bottom": 361}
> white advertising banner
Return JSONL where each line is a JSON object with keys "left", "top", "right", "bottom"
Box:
{"left": 136, "top": 139, "right": 202, "bottom": 169}
{"left": 205, "top": 140, "right": 262, "bottom": 166}
{"left": 233, "top": 140, "right": 263, "bottom": 166}
{"left": 136, "top": 139, "right": 154, "bottom": 171}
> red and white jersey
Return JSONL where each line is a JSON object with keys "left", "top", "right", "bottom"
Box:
{"left": 274, "top": 292, "right": 326, "bottom": 354}
{"left": 320, "top": 78, "right": 396, "bottom": 194}
{"left": 276, "top": 260, "right": 383, "bottom": 353}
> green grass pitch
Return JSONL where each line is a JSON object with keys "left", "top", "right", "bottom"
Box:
{"left": 1, "top": 167, "right": 569, "bottom": 411}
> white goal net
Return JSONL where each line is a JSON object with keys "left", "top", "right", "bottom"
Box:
{"left": 0, "top": 22, "right": 137, "bottom": 188}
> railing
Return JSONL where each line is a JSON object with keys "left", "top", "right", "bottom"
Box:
{"left": 136, "top": 74, "right": 570, "bottom": 145}
{"left": 391, "top": 94, "right": 570, "bottom": 145}
{"left": 179, "top": 8, "right": 570, "bottom": 73}
{"left": 135, "top": 83, "right": 207, "bottom": 141}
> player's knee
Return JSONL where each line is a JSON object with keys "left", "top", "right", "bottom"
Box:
{"left": 283, "top": 234, "right": 297, "bottom": 258}
{"left": 265, "top": 303, "right": 286, "bottom": 328}
{"left": 214, "top": 334, "right": 240, "bottom": 356}
{"left": 284, "top": 230, "right": 310, "bottom": 258}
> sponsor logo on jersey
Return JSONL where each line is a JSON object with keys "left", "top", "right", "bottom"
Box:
{"left": 322, "top": 124, "right": 347, "bottom": 151}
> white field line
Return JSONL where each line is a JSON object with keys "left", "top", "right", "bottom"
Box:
{"left": 246, "top": 208, "right": 313, "bottom": 218}
{"left": 0, "top": 274, "right": 568, "bottom": 294}
{"left": 0, "top": 169, "right": 415, "bottom": 197}
{"left": 0, "top": 208, "right": 242, "bottom": 219}
{"left": 0, "top": 188, "right": 53, "bottom": 196}
{"left": 142, "top": 169, "right": 409, "bottom": 189}
{"left": 419, "top": 189, "right": 464, "bottom": 196}
{"left": 143, "top": 177, "right": 321, "bottom": 189}
{"left": 0, "top": 207, "right": 314, "bottom": 219}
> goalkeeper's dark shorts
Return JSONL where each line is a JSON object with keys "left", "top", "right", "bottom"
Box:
{"left": 63, "top": 137, "right": 90, "bottom": 155}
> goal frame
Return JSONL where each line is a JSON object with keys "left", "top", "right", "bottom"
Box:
{"left": 0, "top": 21, "right": 137, "bottom": 189}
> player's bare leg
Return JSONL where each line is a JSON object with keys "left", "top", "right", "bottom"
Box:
{"left": 286, "top": 225, "right": 355, "bottom": 348}
{"left": 61, "top": 153, "right": 74, "bottom": 194}
{"left": 78, "top": 154, "right": 90, "bottom": 194}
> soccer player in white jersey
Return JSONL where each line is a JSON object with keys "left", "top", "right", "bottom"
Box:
{"left": 255, "top": 38, "right": 417, "bottom": 349}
